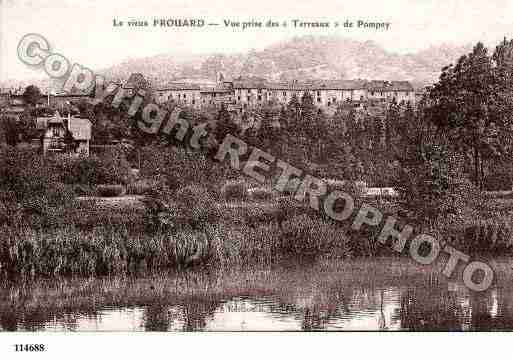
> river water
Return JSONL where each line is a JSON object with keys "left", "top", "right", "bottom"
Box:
{"left": 1, "top": 257, "right": 512, "bottom": 331}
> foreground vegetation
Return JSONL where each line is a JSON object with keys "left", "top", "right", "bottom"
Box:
{"left": 2, "top": 129, "right": 513, "bottom": 278}
{"left": 1, "top": 144, "right": 513, "bottom": 278}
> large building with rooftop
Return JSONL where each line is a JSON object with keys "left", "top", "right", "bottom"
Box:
{"left": 152, "top": 73, "right": 416, "bottom": 111}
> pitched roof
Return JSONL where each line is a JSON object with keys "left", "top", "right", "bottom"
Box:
{"left": 232, "top": 76, "right": 268, "bottom": 89}
{"left": 36, "top": 113, "right": 91, "bottom": 141}
{"left": 234, "top": 79, "right": 369, "bottom": 90}
{"left": 157, "top": 83, "right": 201, "bottom": 91}
{"left": 51, "top": 93, "right": 91, "bottom": 98}
{"left": 200, "top": 87, "right": 233, "bottom": 93}
{"left": 143, "top": 76, "right": 413, "bottom": 92}
{"left": 314, "top": 79, "right": 368, "bottom": 90}
{"left": 366, "top": 81, "right": 414, "bottom": 92}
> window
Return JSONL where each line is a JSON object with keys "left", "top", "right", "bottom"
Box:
{"left": 283, "top": 91, "right": 287, "bottom": 97}
{"left": 237, "top": 96, "right": 241, "bottom": 101}
{"left": 192, "top": 99, "right": 195, "bottom": 105}
{"left": 317, "top": 91, "right": 321, "bottom": 96}
{"left": 257, "top": 88, "right": 262, "bottom": 94}
{"left": 183, "top": 94, "right": 186, "bottom": 99}
{"left": 257, "top": 95, "right": 262, "bottom": 101}
{"left": 317, "top": 97, "right": 321, "bottom": 103}
{"left": 247, "top": 96, "right": 250, "bottom": 102}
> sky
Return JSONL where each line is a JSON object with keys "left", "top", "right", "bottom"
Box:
{"left": 1, "top": 0, "right": 513, "bottom": 82}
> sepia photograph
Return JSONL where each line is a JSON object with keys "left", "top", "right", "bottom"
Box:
{"left": 1, "top": 0, "right": 513, "bottom": 355}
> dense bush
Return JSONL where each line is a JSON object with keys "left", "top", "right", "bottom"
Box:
{"left": 483, "top": 171, "right": 513, "bottom": 191}
{"left": 126, "top": 179, "right": 160, "bottom": 195}
{"left": 279, "top": 214, "right": 351, "bottom": 259}
{"left": 324, "top": 178, "right": 365, "bottom": 200}
{"left": 220, "top": 180, "right": 249, "bottom": 201}
{"left": 138, "top": 145, "right": 222, "bottom": 190}
{"left": 142, "top": 183, "right": 220, "bottom": 231}
{"left": 0, "top": 146, "right": 77, "bottom": 228}
{"left": 279, "top": 178, "right": 301, "bottom": 196}
{"left": 73, "top": 184, "right": 97, "bottom": 196}
{"left": 273, "top": 196, "right": 307, "bottom": 226}
{"left": 396, "top": 144, "right": 481, "bottom": 227}
{"left": 249, "top": 187, "right": 275, "bottom": 201}
{"left": 175, "top": 185, "right": 220, "bottom": 227}
{"left": 53, "top": 146, "right": 132, "bottom": 186}
{"left": 97, "top": 184, "right": 126, "bottom": 197}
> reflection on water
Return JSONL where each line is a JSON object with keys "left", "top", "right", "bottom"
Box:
{"left": 1, "top": 258, "right": 512, "bottom": 331}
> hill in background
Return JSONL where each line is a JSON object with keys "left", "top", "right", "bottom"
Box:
{"left": 2, "top": 36, "right": 472, "bottom": 91}
{"left": 99, "top": 36, "right": 472, "bottom": 89}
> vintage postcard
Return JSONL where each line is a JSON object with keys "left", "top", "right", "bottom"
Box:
{"left": 0, "top": 0, "right": 513, "bottom": 356}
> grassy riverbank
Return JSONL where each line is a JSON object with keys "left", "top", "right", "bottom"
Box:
{"left": 2, "top": 191, "right": 513, "bottom": 278}
{"left": 0, "top": 207, "right": 353, "bottom": 277}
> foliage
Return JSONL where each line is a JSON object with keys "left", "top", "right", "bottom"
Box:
{"left": 220, "top": 180, "right": 249, "bottom": 201}
{"left": 0, "top": 115, "right": 20, "bottom": 147}
{"left": 175, "top": 185, "right": 220, "bottom": 227}
{"left": 138, "top": 145, "right": 222, "bottom": 191}
{"left": 396, "top": 142, "right": 481, "bottom": 227}
{"left": 22, "top": 85, "right": 42, "bottom": 106}
{"left": 54, "top": 147, "right": 133, "bottom": 186}
{"left": 126, "top": 179, "right": 160, "bottom": 195}
{"left": 97, "top": 184, "right": 126, "bottom": 197}
{"left": 0, "top": 146, "right": 77, "bottom": 228}
{"left": 425, "top": 40, "right": 513, "bottom": 189}
{"left": 214, "top": 104, "right": 238, "bottom": 142}
{"left": 249, "top": 186, "right": 275, "bottom": 201}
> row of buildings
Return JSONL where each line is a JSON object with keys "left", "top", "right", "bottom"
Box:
{"left": 2, "top": 73, "right": 418, "bottom": 118}
{"left": 152, "top": 74, "right": 417, "bottom": 111}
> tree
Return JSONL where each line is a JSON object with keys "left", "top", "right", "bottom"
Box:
{"left": 426, "top": 42, "right": 497, "bottom": 189}
{"left": 22, "top": 85, "right": 42, "bottom": 106}
{"left": 0, "top": 115, "right": 20, "bottom": 147}
{"left": 285, "top": 94, "right": 301, "bottom": 133}
{"left": 301, "top": 92, "right": 320, "bottom": 130}
{"left": 396, "top": 141, "right": 478, "bottom": 229}
{"left": 214, "top": 104, "right": 238, "bottom": 142}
